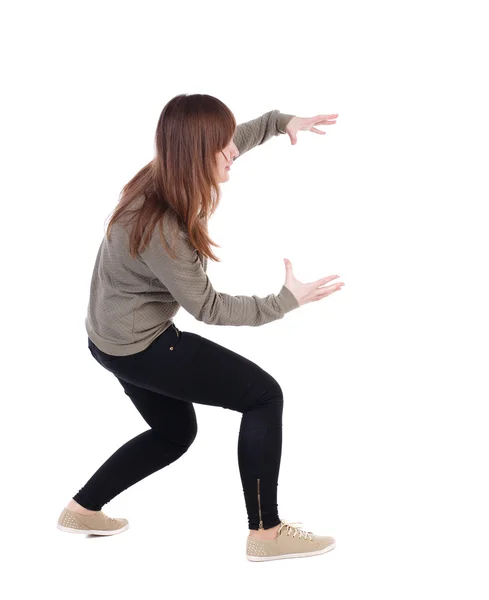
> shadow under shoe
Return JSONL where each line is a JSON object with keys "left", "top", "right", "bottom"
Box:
{"left": 57, "top": 507, "right": 129, "bottom": 536}
{"left": 246, "top": 520, "right": 335, "bottom": 562}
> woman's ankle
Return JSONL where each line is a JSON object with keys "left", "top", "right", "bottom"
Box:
{"left": 249, "top": 523, "right": 280, "bottom": 539}
{"left": 66, "top": 499, "right": 99, "bottom": 515}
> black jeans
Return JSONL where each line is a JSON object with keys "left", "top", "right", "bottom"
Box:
{"left": 73, "top": 323, "right": 283, "bottom": 530}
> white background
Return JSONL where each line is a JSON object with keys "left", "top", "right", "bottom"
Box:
{"left": 2, "top": 0, "right": 488, "bottom": 597}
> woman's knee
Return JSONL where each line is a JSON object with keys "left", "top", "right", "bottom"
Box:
{"left": 173, "top": 416, "right": 198, "bottom": 449}
{"left": 252, "top": 376, "right": 284, "bottom": 409}
{"left": 186, "top": 419, "right": 198, "bottom": 447}
{"left": 153, "top": 411, "right": 197, "bottom": 450}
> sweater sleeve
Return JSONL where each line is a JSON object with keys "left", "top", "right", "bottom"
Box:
{"left": 139, "top": 216, "right": 300, "bottom": 327}
{"left": 233, "top": 110, "right": 295, "bottom": 158}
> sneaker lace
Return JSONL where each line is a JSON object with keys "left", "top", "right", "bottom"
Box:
{"left": 100, "top": 511, "right": 118, "bottom": 524}
{"left": 278, "top": 520, "right": 313, "bottom": 541}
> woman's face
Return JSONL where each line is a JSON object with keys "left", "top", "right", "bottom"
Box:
{"left": 215, "top": 137, "right": 239, "bottom": 183}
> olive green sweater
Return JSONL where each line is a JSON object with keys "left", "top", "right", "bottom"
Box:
{"left": 86, "top": 109, "right": 300, "bottom": 356}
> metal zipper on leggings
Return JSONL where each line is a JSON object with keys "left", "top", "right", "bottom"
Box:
{"left": 257, "top": 478, "right": 264, "bottom": 530}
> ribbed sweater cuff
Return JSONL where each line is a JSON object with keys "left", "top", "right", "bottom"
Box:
{"left": 276, "top": 284, "right": 300, "bottom": 314}
{"left": 276, "top": 112, "right": 295, "bottom": 134}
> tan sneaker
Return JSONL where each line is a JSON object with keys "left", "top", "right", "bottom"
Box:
{"left": 57, "top": 507, "right": 129, "bottom": 536}
{"left": 246, "top": 520, "right": 335, "bottom": 562}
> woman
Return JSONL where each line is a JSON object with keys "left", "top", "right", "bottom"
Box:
{"left": 57, "top": 94, "right": 344, "bottom": 562}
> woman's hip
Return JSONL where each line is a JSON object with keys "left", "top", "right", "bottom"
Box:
{"left": 88, "top": 325, "right": 281, "bottom": 413}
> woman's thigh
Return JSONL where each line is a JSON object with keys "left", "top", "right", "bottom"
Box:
{"left": 89, "top": 325, "right": 281, "bottom": 414}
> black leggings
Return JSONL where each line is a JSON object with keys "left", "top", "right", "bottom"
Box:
{"left": 73, "top": 323, "right": 283, "bottom": 530}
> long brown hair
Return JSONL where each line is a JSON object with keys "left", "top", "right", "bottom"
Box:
{"left": 105, "top": 93, "right": 237, "bottom": 262}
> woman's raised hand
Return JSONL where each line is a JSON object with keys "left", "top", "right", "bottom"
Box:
{"left": 283, "top": 258, "right": 345, "bottom": 307}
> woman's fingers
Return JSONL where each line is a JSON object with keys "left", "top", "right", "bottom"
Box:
{"left": 313, "top": 284, "right": 343, "bottom": 300}
{"left": 313, "top": 274, "right": 340, "bottom": 286}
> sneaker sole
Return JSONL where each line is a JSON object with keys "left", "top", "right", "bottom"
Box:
{"left": 57, "top": 523, "right": 129, "bottom": 536}
{"left": 246, "top": 540, "right": 335, "bottom": 562}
